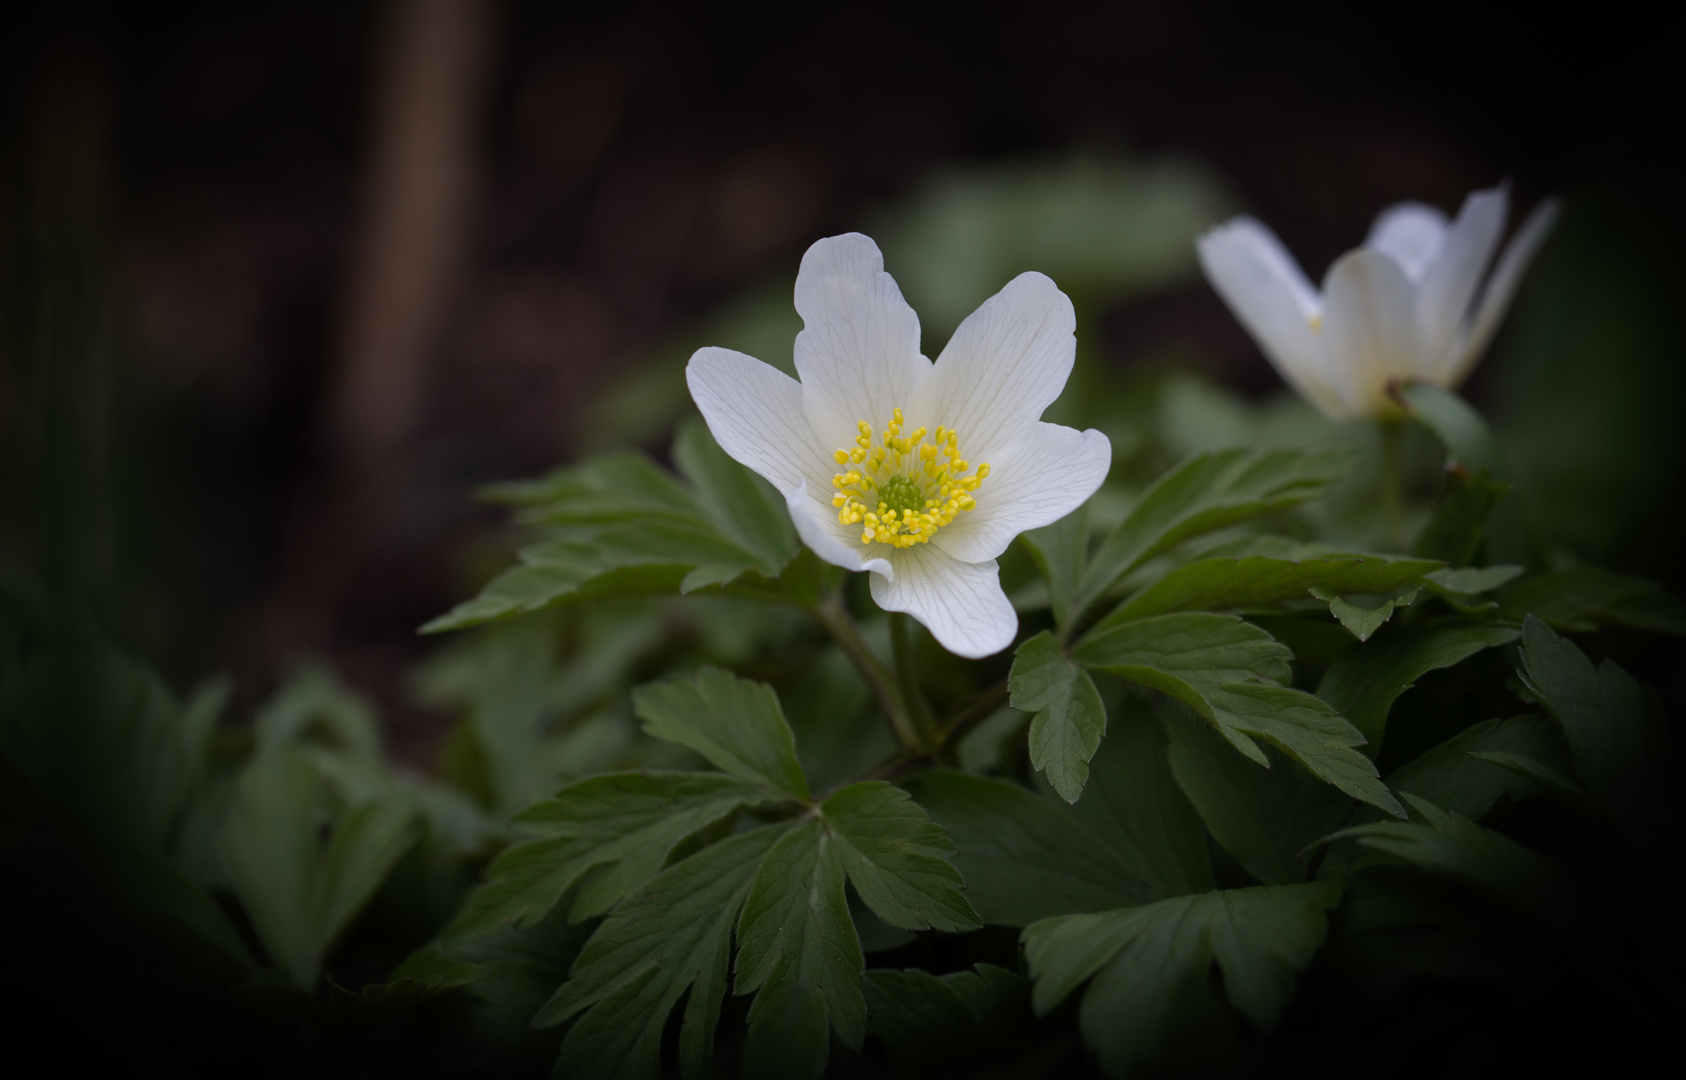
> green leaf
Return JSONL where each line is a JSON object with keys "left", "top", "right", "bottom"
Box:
{"left": 1320, "top": 794, "right": 1567, "bottom": 928}
{"left": 423, "top": 427, "right": 799, "bottom": 632}
{"left": 1162, "top": 708, "right": 1350, "bottom": 886}
{"left": 900, "top": 771, "right": 1153, "bottom": 925}
{"left": 1516, "top": 616, "right": 1677, "bottom": 850}
{"left": 633, "top": 667, "right": 809, "bottom": 799}
{"left": 821, "top": 781, "right": 980, "bottom": 932}
{"left": 1055, "top": 692, "right": 1214, "bottom": 896}
{"left": 1386, "top": 714, "right": 1574, "bottom": 821}
{"left": 1316, "top": 586, "right": 1415, "bottom": 643}
{"left": 1022, "top": 882, "right": 1340, "bottom": 1076}
{"left": 1498, "top": 569, "right": 1686, "bottom": 634}
{"left": 1396, "top": 384, "right": 1504, "bottom": 475}
{"left": 538, "top": 824, "right": 787, "bottom": 1080}
{"left": 1412, "top": 468, "right": 1511, "bottom": 566}
{"left": 735, "top": 820, "right": 867, "bottom": 1052}
{"left": 1074, "top": 449, "right": 1346, "bottom": 617}
{"left": 904, "top": 710, "right": 1211, "bottom": 927}
{"left": 1100, "top": 554, "right": 1440, "bottom": 625}
{"left": 1074, "top": 614, "right": 1401, "bottom": 815}
{"left": 863, "top": 964, "right": 1029, "bottom": 1060}
{"left": 1021, "top": 505, "right": 1089, "bottom": 630}
{"left": 1423, "top": 565, "right": 1525, "bottom": 595}
{"left": 445, "top": 772, "right": 768, "bottom": 938}
{"left": 672, "top": 417, "right": 799, "bottom": 568}
{"left": 1010, "top": 632, "right": 1108, "bottom": 803}
{"left": 218, "top": 751, "right": 418, "bottom": 989}
{"left": 1317, "top": 624, "right": 1521, "bottom": 750}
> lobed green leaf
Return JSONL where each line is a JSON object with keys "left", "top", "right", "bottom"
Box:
{"left": 1022, "top": 881, "right": 1340, "bottom": 1077}
{"left": 1010, "top": 632, "right": 1108, "bottom": 803}
{"left": 633, "top": 666, "right": 809, "bottom": 799}
{"left": 1073, "top": 449, "right": 1347, "bottom": 619}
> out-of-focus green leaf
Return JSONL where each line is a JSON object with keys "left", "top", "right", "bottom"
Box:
{"left": 1099, "top": 554, "right": 1438, "bottom": 625}
{"left": 735, "top": 821, "right": 866, "bottom": 1055}
{"left": 1397, "top": 384, "right": 1504, "bottom": 476}
{"left": 1020, "top": 505, "right": 1089, "bottom": 632}
{"left": 1413, "top": 468, "right": 1511, "bottom": 566}
{"left": 445, "top": 772, "right": 769, "bottom": 939}
{"left": 1317, "top": 624, "right": 1521, "bottom": 750}
{"left": 1011, "top": 632, "right": 1108, "bottom": 803}
{"left": 633, "top": 666, "right": 808, "bottom": 800}
{"left": 1423, "top": 564, "right": 1525, "bottom": 595}
{"left": 218, "top": 751, "right": 418, "bottom": 989}
{"left": 822, "top": 781, "right": 979, "bottom": 932}
{"left": 874, "top": 154, "right": 1230, "bottom": 339}
{"left": 1161, "top": 708, "right": 1349, "bottom": 886}
{"left": 1498, "top": 569, "right": 1686, "bottom": 634}
{"left": 1516, "top": 617, "right": 1677, "bottom": 851}
{"left": 253, "top": 662, "right": 383, "bottom": 763}
{"left": 1022, "top": 881, "right": 1340, "bottom": 1077}
{"left": 1074, "top": 614, "right": 1401, "bottom": 815}
{"left": 537, "top": 825, "right": 787, "bottom": 1080}
{"left": 863, "top": 964, "right": 1029, "bottom": 1060}
{"left": 1073, "top": 449, "right": 1348, "bottom": 619}
{"left": 423, "top": 425, "right": 799, "bottom": 633}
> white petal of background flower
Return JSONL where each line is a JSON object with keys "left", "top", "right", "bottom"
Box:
{"left": 784, "top": 482, "right": 893, "bottom": 578}
{"left": 869, "top": 543, "right": 1017, "bottom": 658}
{"left": 1366, "top": 202, "right": 1449, "bottom": 281}
{"left": 1454, "top": 197, "right": 1561, "bottom": 385}
{"left": 910, "top": 271, "right": 1076, "bottom": 462}
{"left": 1320, "top": 248, "right": 1422, "bottom": 414}
{"left": 687, "top": 346, "right": 836, "bottom": 497}
{"left": 793, "top": 233, "right": 931, "bottom": 448}
{"left": 1197, "top": 217, "right": 1346, "bottom": 418}
{"left": 932, "top": 424, "right": 1111, "bottom": 564}
{"left": 1413, "top": 186, "right": 1507, "bottom": 376}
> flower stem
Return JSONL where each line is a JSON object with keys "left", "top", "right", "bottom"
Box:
{"left": 1379, "top": 418, "right": 1405, "bottom": 551}
{"left": 888, "top": 612, "right": 940, "bottom": 753}
{"left": 812, "top": 594, "right": 923, "bottom": 751}
{"left": 935, "top": 678, "right": 1010, "bottom": 757}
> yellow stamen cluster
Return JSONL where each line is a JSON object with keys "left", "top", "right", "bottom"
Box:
{"left": 831, "top": 407, "right": 990, "bottom": 548}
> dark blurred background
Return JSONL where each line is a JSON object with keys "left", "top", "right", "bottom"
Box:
{"left": 3, "top": 0, "right": 1680, "bottom": 765}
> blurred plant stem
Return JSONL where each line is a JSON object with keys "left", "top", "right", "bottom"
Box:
{"left": 1380, "top": 418, "right": 1405, "bottom": 551}
{"left": 812, "top": 594, "right": 924, "bottom": 753}
{"left": 265, "top": 0, "right": 494, "bottom": 655}
{"left": 2, "top": 28, "right": 114, "bottom": 597}
{"left": 888, "top": 612, "right": 940, "bottom": 751}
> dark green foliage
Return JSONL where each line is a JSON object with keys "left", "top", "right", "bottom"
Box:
{"left": 423, "top": 422, "right": 799, "bottom": 632}
{"left": 1022, "top": 881, "right": 1342, "bottom": 1075}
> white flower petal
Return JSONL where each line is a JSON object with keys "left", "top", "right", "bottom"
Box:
{"left": 1366, "top": 201, "right": 1450, "bottom": 281}
{"left": 869, "top": 544, "right": 1016, "bottom": 658}
{"left": 909, "top": 272, "right": 1075, "bottom": 461}
{"left": 932, "top": 423, "right": 1111, "bottom": 564}
{"left": 786, "top": 482, "right": 893, "bottom": 579}
{"left": 1197, "top": 217, "right": 1347, "bottom": 419}
{"left": 792, "top": 233, "right": 931, "bottom": 450}
{"left": 686, "top": 347, "right": 835, "bottom": 496}
{"left": 1450, "top": 197, "right": 1560, "bottom": 386}
{"left": 1320, "top": 248, "right": 1421, "bottom": 416}
{"left": 1414, "top": 186, "right": 1508, "bottom": 379}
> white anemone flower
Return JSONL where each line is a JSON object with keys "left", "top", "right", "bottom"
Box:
{"left": 1197, "top": 184, "right": 1560, "bottom": 420}
{"left": 686, "top": 233, "right": 1111, "bottom": 658}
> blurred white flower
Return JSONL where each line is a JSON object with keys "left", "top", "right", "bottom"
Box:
{"left": 687, "top": 233, "right": 1111, "bottom": 658}
{"left": 1198, "top": 185, "right": 1559, "bottom": 420}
